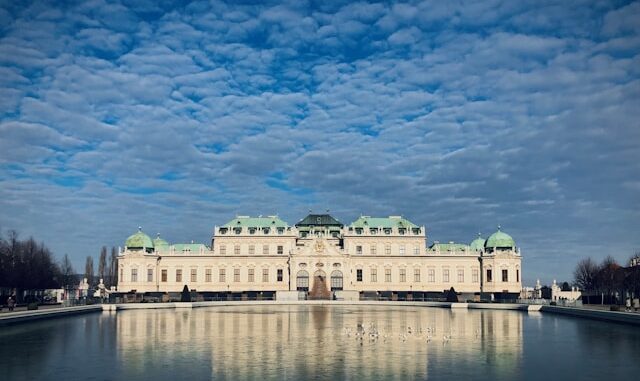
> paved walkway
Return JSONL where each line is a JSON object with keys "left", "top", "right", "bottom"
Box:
{"left": 0, "top": 303, "right": 66, "bottom": 313}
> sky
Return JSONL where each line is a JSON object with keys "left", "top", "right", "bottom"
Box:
{"left": 0, "top": 0, "right": 638, "bottom": 285}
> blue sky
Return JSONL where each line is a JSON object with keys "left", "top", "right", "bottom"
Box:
{"left": 0, "top": 0, "right": 639, "bottom": 285}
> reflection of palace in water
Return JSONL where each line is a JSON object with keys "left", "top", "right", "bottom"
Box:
{"left": 118, "top": 213, "right": 522, "bottom": 300}
{"left": 115, "top": 306, "right": 523, "bottom": 380}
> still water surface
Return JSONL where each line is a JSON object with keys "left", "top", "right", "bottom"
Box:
{"left": 1, "top": 305, "right": 639, "bottom": 380}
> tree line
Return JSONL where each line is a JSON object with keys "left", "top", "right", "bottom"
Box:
{"left": 0, "top": 229, "right": 119, "bottom": 295}
{"left": 573, "top": 254, "right": 640, "bottom": 302}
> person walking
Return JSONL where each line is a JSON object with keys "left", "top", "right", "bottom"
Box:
{"left": 7, "top": 296, "right": 16, "bottom": 312}
{"left": 625, "top": 297, "right": 631, "bottom": 312}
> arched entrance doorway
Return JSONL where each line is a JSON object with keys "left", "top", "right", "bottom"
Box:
{"left": 296, "top": 270, "right": 309, "bottom": 291}
{"left": 309, "top": 270, "right": 330, "bottom": 299}
{"left": 330, "top": 270, "right": 343, "bottom": 291}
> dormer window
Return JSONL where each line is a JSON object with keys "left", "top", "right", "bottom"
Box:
{"left": 233, "top": 227, "right": 241, "bottom": 235}
{"left": 384, "top": 228, "right": 391, "bottom": 235}
{"left": 355, "top": 228, "right": 363, "bottom": 235}
{"left": 399, "top": 228, "right": 406, "bottom": 235}
{"left": 249, "top": 228, "right": 256, "bottom": 234}
{"left": 277, "top": 228, "right": 284, "bottom": 235}
{"left": 370, "top": 228, "right": 377, "bottom": 235}
{"left": 263, "top": 228, "right": 270, "bottom": 234}
{"left": 412, "top": 228, "right": 420, "bottom": 235}
{"left": 316, "top": 217, "right": 322, "bottom": 224}
{"left": 219, "top": 228, "right": 228, "bottom": 235}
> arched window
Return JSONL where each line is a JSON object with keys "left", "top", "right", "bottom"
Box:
{"left": 296, "top": 270, "right": 309, "bottom": 291}
{"left": 330, "top": 270, "right": 343, "bottom": 291}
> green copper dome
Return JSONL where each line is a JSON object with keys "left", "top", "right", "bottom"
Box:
{"left": 470, "top": 234, "right": 486, "bottom": 251}
{"left": 485, "top": 227, "right": 515, "bottom": 249}
{"left": 125, "top": 228, "right": 154, "bottom": 249}
{"left": 153, "top": 234, "right": 169, "bottom": 248}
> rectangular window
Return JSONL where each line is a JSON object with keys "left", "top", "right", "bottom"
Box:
{"left": 147, "top": 269, "right": 153, "bottom": 282}
{"left": 176, "top": 269, "right": 182, "bottom": 283}
{"left": 516, "top": 269, "right": 520, "bottom": 282}
{"left": 370, "top": 245, "right": 377, "bottom": 255}
{"left": 457, "top": 269, "right": 464, "bottom": 283}
{"left": 263, "top": 245, "right": 269, "bottom": 255}
{"left": 131, "top": 268, "right": 138, "bottom": 282}
{"left": 120, "top": 269, "right": 123, "bottom": 283}
{"left": 262, "top": 269, "right": 269, "bottom": 282}
{"left": 234, "top": 245, "right": 240, "bottom": 255}
{"left": 413, "top": 246, "right": 420, "bottom": 255}
{"left": 385, "top": 269, "right": 391, "bottom": 282}
{"left": 205, "top": 268, "right": 212, "bottom": 282}
{"left": 249, "top": 245, "right": 255, "bottom": 255}
{"left": 414, "top": 268, "right": 420, "bottom": 282}
{"left": 443, "top": 269, "right": 450, "bottom": 283}
{"left": 371, "top": 268, "right": 377, "bottom": 282}
{"left": 277, "top": 269, "right": 283, "bottom": 282}
{"left": 219, "top": 245, "right": 226, "bottom": 255}
{"left": 385, "top": 245, "right": 391, "bottom": 255}
{"left": 219, "top": 269, "right": 226, "bottom": 282}
{"left": 356, "top": 245, "right": 362, "bottom": 255}
{"left": 399, "top": 269, "right": 406, "bottom": 282}
{"left": 487, "top": 269, "right": 493, "bottom": 283}
{"left": 428, "top": 269, "right": 435, "bottom": 282}
{"left": 248, "top": 268, "right": 255, "bottom": 282}
{"left": 399, "top": 245, "right": 405, "bottom": 255}
{"left": 472, "top": 269, "right": 479, "bottom": 283}
{"left": 161, "top": 269, "right": 167, "bottom": 282}
{"left": 191, "top": 269, "right": 197, "bottom": 282}
{"left": 234, "top": 268, "right": 240, "bottom": 282}
{"left": 356, "top": 269, "right": 363, "bottom": 282}
{"left": 277, "top": 245, "right": 284, "bottom": 255}
{"left": 502, "top": 269, "right": 508, "bottom": 282}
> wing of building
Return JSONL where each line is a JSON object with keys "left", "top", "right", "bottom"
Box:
{"left": 117, "top": 214, "right": 522, "bottom": 301}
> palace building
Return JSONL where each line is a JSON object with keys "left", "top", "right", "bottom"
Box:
{"left": 117, "top": 213, "right": 522, "bottom": 300}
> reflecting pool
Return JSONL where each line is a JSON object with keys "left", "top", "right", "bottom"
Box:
{"left": 1, "top": 305, "right": 639, "bottom": 380}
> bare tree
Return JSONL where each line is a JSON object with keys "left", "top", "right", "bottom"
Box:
{"left": 98, "top": 246, "right": 107, "bottom": 283}
{"left": 597, "top": 256, "right": 624, "bottom": 301}
{"left": 109, "top": 247, "right": 118, "bottom": 287}
{"left": 84, "top": 256, "right": 94, "bottom": 286}
{"left": 574, "top": 257, "right": 598, "bottom": 291}
{"left": 60, "top": 254, "right": 76, "bottom": 288}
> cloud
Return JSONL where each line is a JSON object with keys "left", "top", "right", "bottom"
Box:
{"left": 0, "top": 0, "right": 639, "bottom": 285}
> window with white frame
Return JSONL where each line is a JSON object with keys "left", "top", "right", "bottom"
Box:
{"left": 443, "top": 269, "right": 450, "bottom": 283}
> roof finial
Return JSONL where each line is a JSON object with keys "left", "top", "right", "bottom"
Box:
{"left": 478, "top": 232, "right": 482, "bottom": 237}
{"left": 497, "top": 225, "right": 501, "bottom": 231}
{"left": 138, "top": 226, "right": 142, "bottom": 232}
{"left": 157, "top": 233, "right": 161, "bottom": 238}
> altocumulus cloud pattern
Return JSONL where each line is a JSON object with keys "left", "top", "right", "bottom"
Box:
{"left": 0, "top": 0, "right": 638, "bottom": 283}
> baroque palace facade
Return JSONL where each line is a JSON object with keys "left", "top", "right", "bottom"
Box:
{"left": 117, "top": 213, "right": 522, "bottom": 300}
